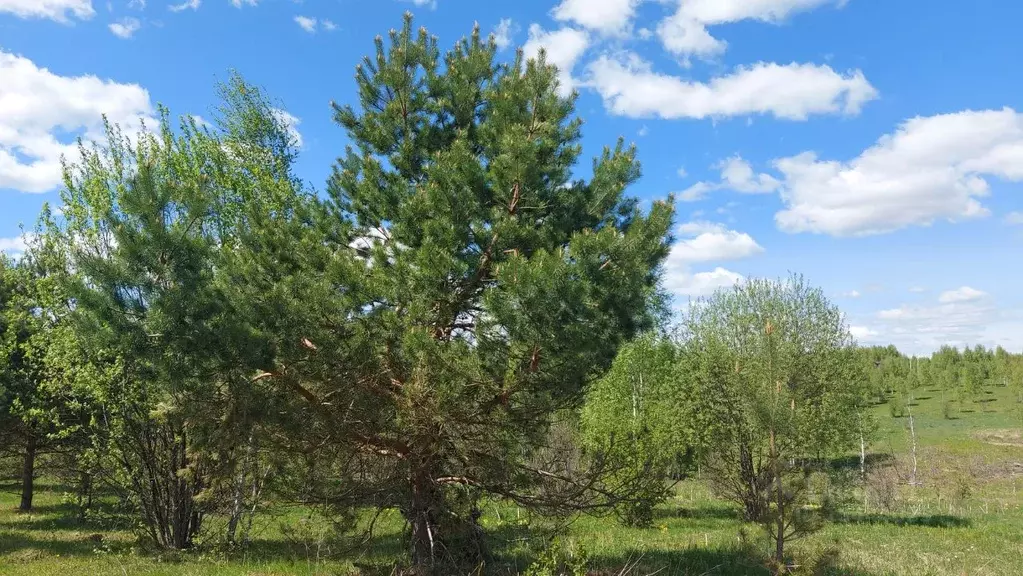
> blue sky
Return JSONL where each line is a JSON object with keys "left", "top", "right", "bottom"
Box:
{"left": 1, "top": 0, "right": 1022, "bottom": 354}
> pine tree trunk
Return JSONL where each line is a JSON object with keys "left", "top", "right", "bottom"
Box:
{"left": 771, "top": 428, "right": 785, "bottom": 567}
{"left": 19, "top": 434, "right": 37, "bottom": 512}
{"left": 226, "top": 435, "right": 254, "bottom": 545}
{"left": 408, "top": 467, "right": 440, "bottom": 574}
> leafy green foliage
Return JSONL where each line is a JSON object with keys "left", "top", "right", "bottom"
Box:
{"left": 581, "top": 334, "right": 698, "bottom": 525}
{"left": 680, "top": 274, "right": 867, "bottom": 566}
{"left": 43, "top": 75, "right": 305, "bottom": 549}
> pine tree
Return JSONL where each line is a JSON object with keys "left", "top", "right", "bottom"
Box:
{"left": 226, "top": 15, "right": 674, "bottom": 571}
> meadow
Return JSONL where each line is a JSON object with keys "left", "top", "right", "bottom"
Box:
{"left": 2, "top": 384, "right": 1021, "bottom": 576}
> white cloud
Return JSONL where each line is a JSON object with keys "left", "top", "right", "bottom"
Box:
{"left": 637, "top": 125, "right": 649, "bottom": 137}
{"left": 0, "top": 0, "right": 94, "bottom": 21}
{"left": 587, "top": 52, "right": 877, "bottom": 121}
{"left": 0, "top": 50, "right": 154, "bottom": 193}
{"left": 670, "top": 221, "right": 764, "bottom": 263}
{"left": 773, "top": 108, "right": 1023, "bottom": 236}
{"left": 0, "top": 233, "right": 32, "bottom": 256}
{"left": 676, "top": 166, "right": 687, "bottom": 178}
{"left": 938, "top": 286, "right": 986, "bottom": 304}
{"left": 658, "top": 0, "right": 842, "bottom": 60}
{"left": 271, "top": 109, "right": 303, "bottom": 148}
{"left": 849, "top": 325, "right": 878, "bottom": 340}
{"left": 663, "top": 221, "right": 763, "bottom": 298}
{"left": 230, "top": 0, "right": 257, "bottom": 7}
{"left": 678, "top": 156, "right": 781, "bottom": 201}
{"left": 667, "top": 267, "right": 744, "bottom": 298}
{"left": 399, "top": 0, "right": 437, "bottom": 9}
{"left": 551, "top": 0, "right": 640, "bottom": 36}
{"left": 841, "top": 290, "right": 861, "bottom": 298}
{"left": 109, "top": 16, "right": 141, "bottom": 38}
{"left": 866, "top": 292, "right": 1023, "bottom": 355}
{"left": 492, "top": 18, "right": 515, "bottom": 50}
{"left": 908, "top": 286, "right": 927, "bottom": 293}
{"left": 292, "top": 16, "right": 337, "bottom": 33}
{"left": 523, "top": 25, "right": 590, "bottom": 97}
{"left": 168, "top": 0, "right": 200, "bottom": 11}
{"left": 657, "top": 12, "right": 726, "bottom": 60}
{"left": 720, "top": 156, "right": 781, "bottom": 193}
{"left": 188, "top": 114, "right": 212, "bottom": 129}
{"left": 678, "top": 181, "right": 713, "bottom": 202}
{"left": 294, "top": 15, "right": 317, "bottom": 33}
{"left": 1005, "top": 211, "right": 1023, "bottom": 225}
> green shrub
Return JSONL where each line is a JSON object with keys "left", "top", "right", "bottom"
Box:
{"left": 889, "top": 394, "right": 906, "bottom": 418}
{"left": 524, "top": 538, "right": 588, "bottom": 576}
{"left": 943, "top": 400, "right": 956, "bottom": 420}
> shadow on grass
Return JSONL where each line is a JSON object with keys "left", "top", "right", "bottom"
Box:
{"left": 586, "top": 546, "right": 771, "bottom": 576}
{"left": 587, "top": 547, "right": 884, "bottom": 576}
{"left": 0, "top": 530, "right": 129, "bottom": 558}
{"left": 226, "top": 531, "right": 407, "bottom": 573}
{"left": 0, "top": 501, "right": 134, "bottom": 533}
{"left": 654, "top": 505, "right": 740, "bottom": 522}
{"left": 829, "top": 453, "right": 894, "bottom": 471}
{"left": 834, "top": 513, "right": 971, "bottom": 528}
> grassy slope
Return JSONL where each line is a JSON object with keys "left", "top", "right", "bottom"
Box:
{"left": 2, "top": 386, "right": 1022, "bottom": 575}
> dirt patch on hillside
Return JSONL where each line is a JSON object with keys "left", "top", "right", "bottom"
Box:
{"left": 973, "top": 429, "right": 1023, "bottom": 447}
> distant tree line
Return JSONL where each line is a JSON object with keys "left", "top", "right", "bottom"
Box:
{"left": 859, "top": 342, "right": 1023, "bottom": 418}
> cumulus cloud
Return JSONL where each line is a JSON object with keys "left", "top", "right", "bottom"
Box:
{"left": 657, "top": 0, "right": 843, "bottom": 60}
{"left": 492, "top": 18, "right": 515, "bottom": 50}
{"left": 399, "top": 0, "right": 437, "bottom": 9}
{"left": 865, "top": 291, "right": 1023, "bottom": 355}
{"left": 0, "top": 0, "right": 94, "bottom": 22}
{"left": 670, "top": 221, "right": 764, "bottom": 263}
{"left": 666, "top": 267, "right": 744, "bottom": 298}
{"left": 168, "top": 0, "right": 200, "bottom": 11}
{"left": 109, "top": 17, "right": 141, "bottom": 38}
{"left": 663, "top": 221, "right": 763, "bottom": 298}
{"left": 294, "top": 15, "right": 317, "bottom": 33}
{"left": 848, "top": 325, "right": 878, "bottom": 340}
{"left": 523, "top": 25, "right": 590, "bottom": 96}
{"left": 551, "top": 0, "right": 640, "bottom": 36}
{"left": 938, "top": 286, "right": 986, "bottom": 304}
{"left": 0, "top": 50, "right": 154, "bottom": 193}
{"left": 680, "top": 156, "right": 781, "bottom": 201}
{"left": 773, "top": 108, "right": 1023, "bottom": 236}
{"left": 586, "top": 52, "right": 877, "bottom": 121}
{"left": 270, "top": 109, "right": 303, "bottom": 148}
{"left": 292, "top": 16, "right": 336, "bottom": 33}
{"left": 1005, "top": 211, "right": 1023, "bottom": 225}
{"left": 0, "top": 233, "right": 32, "bottom": 257}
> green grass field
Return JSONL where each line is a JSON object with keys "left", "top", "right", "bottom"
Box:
{"left": 2, "top": 386, "right": 1022, "bottom": 575}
